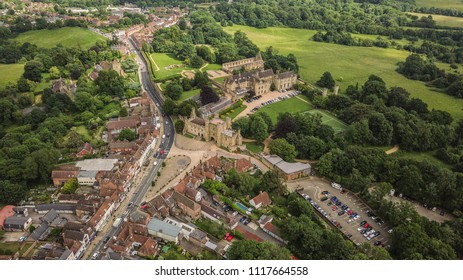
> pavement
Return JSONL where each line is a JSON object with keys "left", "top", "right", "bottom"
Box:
{"left": 287, "top": 177, "right": 391, "bottom": 247}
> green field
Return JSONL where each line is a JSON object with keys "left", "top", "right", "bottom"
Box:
{"left": 177, "top": 88, "right": 200, "bottom": 103}
{"left": 416, "top": 0, "right": 463, "bottom": 11}
{"left": 306, "top": 109, "right": 348, "bottom": 133}
{"left": 15, "top": 27, "right": 105, "bottom": 49}
{"left": 0, "top": 242, "right": 19, "bottom": 254}
{"left": 202, "top": 63, "right": 222, "bottom": 71}
{"left": 257, "top": 96, "right": 314, "bottom": 123}
{"left": 393, "top": 150, "right": 451, "bottom": 169}
{"left": 224, "top": 25, "right": 463, "bottom": 121}
{"left": 408, "top": 12, "right": 463, "bottom": 28}
{"left": 150, "top": 53, "right": 193, "bottom": 79}
{"left": 0, "top": 64, "right": 24, "bottom": 89}
{"left": 246, "top": 142, "right": 264, "bottom": 153}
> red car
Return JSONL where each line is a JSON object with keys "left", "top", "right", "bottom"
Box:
{"left": 332, "top": 205, "right": 338, "bottom": 211}
{"left": 363, "top": 223, "right": 369, "bottom": 228}
{"left": 347, "top": 210, "right": 353, "bottom": 215}
{"left": 224, "top": 232, "right": 233, "bottom": 241}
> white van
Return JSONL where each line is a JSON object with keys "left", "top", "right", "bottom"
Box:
{"left": 153, "top": 161, "right": 158, "bottom": 166}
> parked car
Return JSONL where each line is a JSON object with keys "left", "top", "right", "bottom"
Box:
{"left": 322, "top": 191, "right": 329, "bottom": 195}
{"left": 232, "top": 211, "right": 238, "bottom": 216}
{"left": 374, "top": 241, "right": 382, "bottom": 246}
{"left": 363, "top": 223, "right": 370, "bottom": 228}
{"left": 321, "top": 196, "right": 328, "bottom": 202}
{"left": 103, "top": 236, "right": 110, "bottom": 244}
{"left": 338, "top": 210, "right": 345, "bottom": 216}
{"left": 360, "top": 221, "right": 367, "bottom": 226}
{"left": 244, "top": 217, "right": 251, "bottom": 225}
{"left": 239, "top": 216, "right": 247, "bottom": 223}
{"left": 224, "top": 232, "right": 233, "bottom": 241}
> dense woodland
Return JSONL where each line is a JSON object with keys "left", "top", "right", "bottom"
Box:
{"left": 0, "top": 23, "right": 133, "bottom": 205}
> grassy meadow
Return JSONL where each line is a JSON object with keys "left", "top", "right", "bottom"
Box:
{"left": 0, "top": 64, "right": 24, "bottom": 89}
{"left": 408, "top": 12, "right": 463, "bottom": 28}
{"left": 415, "top": 0, "right": 463, "bottom": 11}
{"left": 224, "top": 25, "right": 463, "bottom": 121}
{"left": 150, "top": 53, "right": 191, "bottom": 79}
{"left": 257, "top": 96, "right": 313, "bottom": 124}
{"left": 14, "top": 27, "right": 105, "bottom": 49}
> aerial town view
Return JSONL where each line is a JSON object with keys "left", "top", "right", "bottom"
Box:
{"left": 0, "top": 0, "right": 463, "bottom": 270}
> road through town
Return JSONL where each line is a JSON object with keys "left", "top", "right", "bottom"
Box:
{"left": 85, "top": 34, "right": 174, "bottom": 259}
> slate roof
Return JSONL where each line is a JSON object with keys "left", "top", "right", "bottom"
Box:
{"left": 42, "top": 209, "right": 59, "bottom": 224}
{"left": 147, "top": 218, "right": 181, "bottom": 238}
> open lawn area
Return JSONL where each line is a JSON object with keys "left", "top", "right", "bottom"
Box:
{"left": 224, "top": 25, "right": 463, "bottom": 121}
{"left": 14, "top": 27, "right": 105, "bottom": 49}
{"left": 0, "top": 64, "right": 24, "bottom": 89}
{"left": 201, "top": 63, "right": 222, "bottom": 71}
{"left": 416, "top": 0, "right": 463, "bottom": 11}
{"left": 408, "top": 12, "right": 463, "bottom": 28}
{"left": 257, "top": 96, "right": 313, "bottom": 123}
{"left": 306, "top": 109, "right": 348, "bottom": 133}
{"left": 150, "top": 53, "right": 192, "bottom": 79}
{"left": 75, "top": 125, "right": 92, "bottom": 142}
{"left": 0, "top": 242, "right": 19, "bottom": 254}
{"left": 177, "top": 88, "right": 200, "bottom": 103}
{"left": 393, "top": 150, "right": 452, "bottom": 170}
{"left": 245, "top": 142, "right": 264, "bottom": 153}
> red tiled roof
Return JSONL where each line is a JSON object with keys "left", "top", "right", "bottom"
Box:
{"left": 107, "top": 118, "right": 139, "bottom": 130}
{"left": 235, "top": 225, "right": 263, "bottom": 242}
{"left": 235, "top": 158, "right": 253, "bottom": 173}
{"left": 0, "top": 205, "right": 15, "bottom": 229}
{"left": 51, "top": 170, "right": 79, "bottom": 179}
{"left": 251, "top": 192, "right": 272, "bottom": 207}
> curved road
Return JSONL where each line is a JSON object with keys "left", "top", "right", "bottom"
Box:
{"left": 86, "top": 37, "right": 175, "bottom": 259}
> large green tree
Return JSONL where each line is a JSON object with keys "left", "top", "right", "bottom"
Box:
{"left": 269, "top": 138, "right": 297, "bottom": 162}
{"left": 316, "top": 71, "right": 335, "bottom": 90}
{"left": 227, "top": 240, "right": 291, "bottom": 260}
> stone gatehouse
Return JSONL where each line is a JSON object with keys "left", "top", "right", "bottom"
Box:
{"left": 182, "top": 110, "right": 243, "bottom": 150}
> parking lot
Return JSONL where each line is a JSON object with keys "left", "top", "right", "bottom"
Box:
{"left": 290, "top": 178, "right": 392, "bottom": 247}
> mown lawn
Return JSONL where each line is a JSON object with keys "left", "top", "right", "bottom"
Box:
{"left": 150, "top": 53, "right": 192, "bottom": 79}
{"left": 0, "top": 242, "right": 19, "bottom": 254}
{"left": 306, "top": 109, "right": 348, "bottom": 133}
{"left": 393, "top": 150, "right": 452, "bottom": 170}
{"left": 14, "top": 27, "right": 105, "bottom": 49}
{"left": 202, "top": 63, "right": 222, "bottom": 71}
{"left": 246, "top": 142, "right": 264, "bottom": 153}
{"left": 408, "top": 12, "right": 463, "bottom": 28}
{"left": 415, "top": 0, "right": 463, "bottom": 11}
{"left": 257, "top": 96, "right": 313, "bottom": 124}
{"left": 224, "top": 25, "right": 463, "bottom": 121}
{"left": 0, "top": 63, "right": 24, "bottom": 89}
{"left": 177, "top": 88, "right": 200, "bottom": 103}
